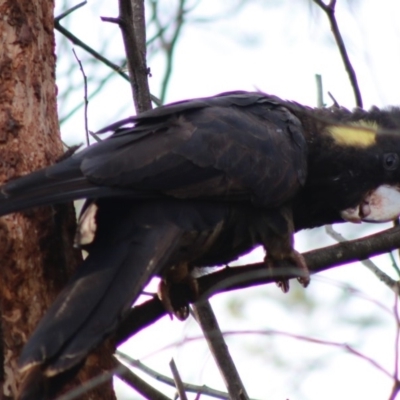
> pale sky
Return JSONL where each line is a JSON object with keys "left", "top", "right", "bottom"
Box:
{"left": 54, "top": 1, "right": 400, "bottom": 399}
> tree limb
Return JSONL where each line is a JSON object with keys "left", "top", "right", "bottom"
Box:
{"left": 117, "top": 0, "right": 152, "bottom": 112}
{"left": 114, "top": 358, "right": 171, "bottom": 400}
{"left": 116, "top": 351, "right": 234, "bottom": 399}
{"left": 313, "top": 0, "right": 363, "bottom": 107}
{"left": 192, "top": 301, "right": 249, "bottom": 400}
{"left": 116, "top": 225, "right": 400, "bottom": 345}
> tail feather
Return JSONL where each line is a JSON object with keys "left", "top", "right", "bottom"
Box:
{"left": 19, "top": 207, "right": 183, "bottom": 375}
{"left": 0, "top": 158, "right": 87, "bottom": 215}
{"left": 0, "top": 158, "right": 146, "bottom": 217}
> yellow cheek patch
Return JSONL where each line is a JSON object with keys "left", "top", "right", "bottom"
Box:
{"left": 326, "top": 121, "right": 377, "bottom": 148}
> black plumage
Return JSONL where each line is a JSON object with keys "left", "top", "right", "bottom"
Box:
{"left": 1, "top": 91, "right": 400, "bottom": 398}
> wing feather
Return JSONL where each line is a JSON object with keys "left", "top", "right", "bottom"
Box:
{"left": 0, "top": 91, "right": 307, "bottom": 214}
{"left": 83, "top": 92, "right": 307, "bottom": 206}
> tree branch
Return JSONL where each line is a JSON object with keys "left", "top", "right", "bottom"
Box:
{"left": 114, "top": 358, "right": 171, "bottom": 400}
{"left": 326, "top": 225, "right": 398, "bottom": 292}
{"left": 192, "top": 301, "right": 249, "bottom": 400}
{"left": 72, "top": 49, "right": 90, "bottom": 146}
{"left": 54, "top": 19, "right": 129, "bottom": 83}
{"left": 198, "top": 225, "right": 400, "bottom": 298}
{"left": 116, "top": 351, "right": 239, "bottom": 399}
{"left": 55, "top": 9, "right": 162, "bottom": 108}
{"left": 116, "top": 225, "right": 400, "bottom": 345}
{"left": 169, "top": 359, "right": 188, "bottom": 400}
{"left": 116, "top": 0, "right": 152, "bottom": 112}
{"left": 149, "top": 0, "right": 187, "bottom": 103}
{"left": 313, "top": 0, "right": 363, "bottom": 107}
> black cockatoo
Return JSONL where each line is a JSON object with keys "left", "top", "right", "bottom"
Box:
{"left": 0, "top": 91, "right": 400, "bottom": 398}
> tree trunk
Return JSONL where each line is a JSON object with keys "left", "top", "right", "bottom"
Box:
{"left": 0, "top": 1, "right": 115, "bottom": 398}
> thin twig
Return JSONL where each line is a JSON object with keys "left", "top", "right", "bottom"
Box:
{"left": 325, "top": 225, "right": 398, "bottom": 292}
{"left": 88, "top": 131, "right": 102, "bottom": 142}
{"left": 54, "top": 0, "right": 87, "bottom": 22}
{"left": 55, "top": 21, "right": 129, "bottom": 82}
{"left": 56, "top": 23, "right": 162, "bottom": 109}
{"left": 192, "top": 301, "right": 249, "bottom": 400}
{"left": 59, "top": 67, "right": 118, "bottom": 125}
{"left": 56, "top": 368, "right": 117, "bottom": 400}
{"left": 315, "top": 74, "right": 323, "bottom": 107}
{"left": 388, "top": 381, "right": 400, "bottom": 400}
{"left": 395, "top": 291, "right": 400, "bottom": 376}
{"left": 389, "top": 252, "right": 400, "bottom": 279}
{"left": 394, "top": 219, "right": 400, "bottom": 276}
{"left": 154, "top": 329, "right": 394, "bottom": 381}
{"left": 169, "top": 359, "right": 188, "bottom": 400}
{"left": 72, "top": 49, "right": 89, "bottom": 146}
{"left": 56, "top": 359, "right": 169, "bottom": 400}
{"left": 115, "top": 0, "right": 152, "bottom": 113}
{"left": 389, "top": 290, "right": 400, "bottom": 400}
{"left": 116, "top": 351, "right": 232, "bottom": 399}
{"left": 327, "top": 91, "right": 339, "bottom": 107}
{"left": 188, "top": 1, "right": 246, "bottom": 24}
{"left": 149, "top": 0, "right": 187, "bottom": 103}
{"left": 147, "top": 25, "right": 168, "bottom": 46}
{"left": 100, "top": 17, "right": 120, "bottom": 24}
{"left": 313, "top": 0, "right": 363, "bottom": 107}
{"left": 315, "top": 275, "right": 393, "bottom": 316}
{"left": 114, "top": 358, "right": 172, "bottom": 400}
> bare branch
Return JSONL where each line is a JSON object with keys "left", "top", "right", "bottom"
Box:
{"left": 315, "top": 74, "right": 324, "bottom": 107}
{"left": 387, "top": 290, "right": 400, "bottom": 400}
{"left": 388, "top": 381, "right": 400, "bottom": 400}
{"left": 199, "top": 225, "right": 400, "bottom": 299}
{"left": 327, "top": 91, "right": 340, "bottom": 107}
{"left": 54, "top": 1, "right": 87, "bottom": 22}
{"left": 72, "top": 49, "right": 89, "bottom": 146}
{"left": 55, "top": 20, "right": 129, "bottom": 83}
{"left": 56, "top": 369, "right": 116, "bottom": 400}
{"left": 55, "top": 13, "right": 161, "bottom": 108}
{"left": 149, "top": 0, "right": 187, "bottom": 103}
{"left": 59, "top": 68, "right": 117, "bottom": 125}
{"left": 192, "top": 301, "right": 249, "bottom": 400}
{"left": 169, "top": 359, "right": 188, "bottom": 400}
{"left": 114, "top": 358, "right": 171, "bottom": 400}
{"left": 115, "top": 0, "right": 152, "bottom": 113}
{"left": 55, "top": 358, "right": 170, "bottom": 400}
{"left": 393, "top": 219, "right": 400, "bottom": 277}
{"left": 157, "top": 329, "right": 394, "bottom": 381}
{"left": 313, "top": 0, "right": 363, "bottom": 107}
{"left": 326, "top": 225, "right": 398, "bottom": 292}
{"left": 88, "top": 131, "right": 102, "bottom": 143}
{"left": 116, "top": 351, "right": 236, "bottom": 399}
{"left": 116, "top": 225, "right": 400, "bottom": 345}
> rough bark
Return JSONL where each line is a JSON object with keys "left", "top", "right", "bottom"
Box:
{"left": 0, "top": 0, "right": 115, "bottom": 398}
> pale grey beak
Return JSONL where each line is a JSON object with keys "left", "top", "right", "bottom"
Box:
{"left": 341, "top": 185, "right": 400, "bottom": 223}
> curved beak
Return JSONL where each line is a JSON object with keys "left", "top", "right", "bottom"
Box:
{"left": 341, "top": 185, "right": 400, "bottom": 223}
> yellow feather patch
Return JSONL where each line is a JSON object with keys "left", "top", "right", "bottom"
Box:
{"left": 327, "top": 121, "right": 377, "bottom": 148}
